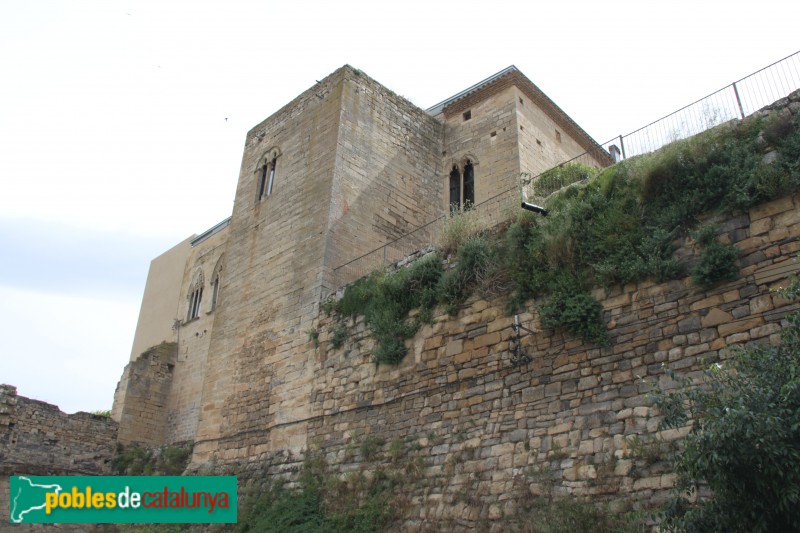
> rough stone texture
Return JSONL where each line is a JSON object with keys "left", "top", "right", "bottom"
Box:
{"left": 113, "top": 342, "right": 177, "bottom": 445}
{"left": 96, "top": 68, "right": 800, "bottom": 529}
{"left": 111, "top": 65, "right": 611, "bottom": 467}
{"left": 0, "top": 385, "right": 117, "bottom": 525}
{"left": 200, "top": 191, "right": 800, "bottom": 530}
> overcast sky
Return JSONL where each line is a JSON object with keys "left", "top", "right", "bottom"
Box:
{"left": 0, "top": 0, "right": 797, "bottom": 413}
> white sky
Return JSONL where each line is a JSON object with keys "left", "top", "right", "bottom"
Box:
{"left": 0, "top": 0, "right": 797, "bottom": 413}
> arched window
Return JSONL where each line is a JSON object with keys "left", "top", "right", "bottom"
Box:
{"left": 187, "top": 270, "right": 204, "bottom": 321}
{"left": 257, "top": 148, "right": 281, "bottom": 201}
{"left": 448, "top": 159, "right": 476, "bottom": 211}
{"left": 463, "top": 160, "right": 474, "bottom": 207}
{"left": 210, "top": 256, "right": 223, "bottom": 312}
{"left": 449, "top": 165, "right": 461, "bottom": 210}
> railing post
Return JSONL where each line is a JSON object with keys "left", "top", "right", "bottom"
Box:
{"left": 619, "top": 135, "right": 626, "bottom": 160}
{"left": 732, "top": 82, "right": 745, "bottom": 120}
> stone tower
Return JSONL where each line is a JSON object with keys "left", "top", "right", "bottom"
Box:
{"left": 112, "top": 64, "right": 611, "bottom": 464}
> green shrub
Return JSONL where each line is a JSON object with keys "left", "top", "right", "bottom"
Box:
{"left": 654, "top": 277, "right": 800, "bottom": 532}
{"left": 531, "top": 162, "right": 600, "bottom": 198}
{"left": 111, "top": 443, "right": 192, "bottom": 476}
{"left": 236, "top": 452, "right": 395, "bottom": 533}
{"left": 307, "top": 328, "right": 319, "bottom": 348}
{"left": 335, "top": 253, "right": 444, "bottom": 363}
{"left": 438, "top": 206, "right": 482, "bottom": 255}
{"left": 538, "top": 287, "right": 609, "bottom": 346}
{"left": 329, "top": 323, "right": 348, "bottom": 350}
{"left": 691, "top": 226, "right": 739, "bottom": 290}
{"left": 437, "top": 235, "right": 495, "bottom": 314}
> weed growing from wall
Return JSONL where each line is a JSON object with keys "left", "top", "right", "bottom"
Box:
{"left": 530, "top": 161, "right": 598, "bottom": 198}
{"left": 236, "top": 449, "right": 410, "bottom": 533}
{"left": 690, "top": 225, "right": 739, "bottom": 289}
{"left": 334, "top": 253, "right": 444, "bottom": 363}
{"left": 438, "top": 204, "right": 482, "bottom": 255}
{"left": 111, "top": 442, "right": 192, "bottom": 476}
{"left": 333, "top": 111, "right": 800, "bottom": 363}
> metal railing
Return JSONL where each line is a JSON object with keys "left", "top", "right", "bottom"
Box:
{"left": 332, "top": 51, "right": 800, "bottom": 289}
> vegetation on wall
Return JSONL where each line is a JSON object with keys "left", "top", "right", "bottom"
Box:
{"left": 654, "top": 271, "right": 800, "bottom": 533}
{"left": 329, "top": 110, "right": 800, "bottom": 363}
{"left": 111, "top": 442, "right": 192, "bottom": 476}
{"left": 690, "top": 225, "right": 740, "bottom": 290}
{"left": 236, "top": 440, "right": 421, "bottom": 533}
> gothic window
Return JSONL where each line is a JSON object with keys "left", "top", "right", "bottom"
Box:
{"left": 449, "top": 159, "right": 476, "bottom": 211}
{"left": 267, "top": 155, "right": 277, "bottom": 196}
{"left": 463, "top": 160, "right": 475, "bottom": 207}
{"left": 449, "top": 166, "right": 461, "bottom": 210}
{"left": 258, "top": 163, "right": 269, "bottom": 200}
{"left": 188, "top": 287, "right": 203, "bottom": 320}
{"left": 257, "top": 149, "right": 281, "bottom": 201}
{"left": 210, "top": 256, "right": 223, "bottom": 312}
{"left": 187, "top": 270, "right": 204, "bottom": 321}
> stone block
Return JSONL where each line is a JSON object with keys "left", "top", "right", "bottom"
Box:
{"left": 701, "top": 308, "right": 733, "bottom": 327}
{"left": 718, "top": 317, "right": 764, "bottom": 337}
{"left": 750, "top": 196, "right": 793, "bottom": 220}
{"left": 677, "top": 316, "right": 702, "bottom": 334}
{"left": 445, "top": 339, "right": 463, "bottom": 357}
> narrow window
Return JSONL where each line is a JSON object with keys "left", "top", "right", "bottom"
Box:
{"left": 258, "top": 162, "right": 269, "bottom": 200}
{"left": 555, "top": 129, "right": 562, "bottom": 143}
{"left": 463, "top": 161, "right": 475, "bottom": 208}
{"left": 462, "top": 110, "right": 471, "bottom": 121}
{"left": 267, "top": 156, "right": 277, "bottom": 196}
{"left": 449, "top": 166, "right": 461, "bottom": 210}
{"left": 188, "top": 287, "right": 203, "bottom": 320}
{"left": 210, "top": 275, "right": 220, "bottom": 311}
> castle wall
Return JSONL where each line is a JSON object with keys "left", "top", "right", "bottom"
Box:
{"left": 438, "top": 85, "right": 521, "bottom": 216}
{"left": 114, "top": 342, "right": 177, "bottom": 446}
{"left": 164, "top": 226, "right": 228, "bottom": 443}
{"left": 0, "top": 385, "right": 117, "bottom": 524}
{"left": 214, "top": 192, "right": 800, "bottom": 529}
{"left": 323, "top": 69, "right": 445, "bottom": 290}
{"left": 515, "top": 85, "right": 604, "bottom": 178}
{"left": 191, "top": 68, "right": 349, "bottom": 461}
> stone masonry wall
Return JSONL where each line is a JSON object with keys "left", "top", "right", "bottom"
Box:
{"left": 114, "top": 342, "right": 177, "bottom": 446}
{"left": 191, "top": 67, "right": 346, "bottom": 461}
{"left": 0, "top": 384, "right": 117, "bottom": 524}
{"left": 225, "top": 192, "right": 799, "bottom": 530}
{"left": 324, "top": 68, "right": 445, "bottom": 291}
{"left": 192, "top": 66, "right": 454, "bottom": 464}
{"left": 164, "top": 226, "right": 228, "bottom": 444}
{"left": 439, "top": 84, "right": 520, "bottom": 218}
{"left": 516, "top": 85, "right": 602, "bottom": 178}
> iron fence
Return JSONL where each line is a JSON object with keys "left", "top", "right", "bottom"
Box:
{"left": 332, "top": 51, "right": 800, "bottom": 290}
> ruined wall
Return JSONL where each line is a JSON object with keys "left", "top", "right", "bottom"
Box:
{"left": 0, "top": 385, "right": 117, "bottom": 524}
{"left": 215, "top": 192, "right": 799, "bottom": 530}
{"left": 114, "top": 342, "right": 177, "bottom": 446}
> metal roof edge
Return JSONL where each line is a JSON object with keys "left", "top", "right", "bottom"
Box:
{"left": 190, "top": 216, "right": 232, "bottom": 247}
{"left": 426, "top": 65, "right": 518, "bottom": 116}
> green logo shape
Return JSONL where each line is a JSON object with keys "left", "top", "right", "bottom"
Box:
{"left": 9, "top": 476, "right": 237, "bottom": 524}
